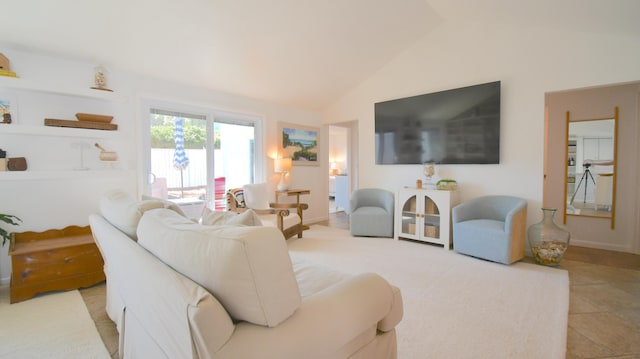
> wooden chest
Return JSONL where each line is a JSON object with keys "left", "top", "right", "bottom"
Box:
{"left": 8, "top": 225, "right": 105, "bottom": 304}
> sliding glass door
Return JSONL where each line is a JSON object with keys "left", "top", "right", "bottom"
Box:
{"left": 145, "top": 104, "right": 262, "bottom": 216}
{"left": 211, "top": 120, "right": 256, "bottom": 210}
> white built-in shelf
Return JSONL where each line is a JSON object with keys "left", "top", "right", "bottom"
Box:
{"left": 0, "top": 169, "right": 133, "bottom": 181}
{"left": 0, "top": 124, "right": 117, "bottom": 138}
{"left": 0, "top": 76, "right": 125, "bottom": 102}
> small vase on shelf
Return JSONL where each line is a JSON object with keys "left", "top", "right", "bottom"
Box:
{"left": 423, "top": 162, "right": 436, "bottom": 189}
{"left": 527, "top": 208, "right": 570, "bottom": 266}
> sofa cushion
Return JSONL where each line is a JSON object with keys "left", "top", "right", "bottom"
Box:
{"left": 201, "top": 208, "right": 263, "bottom": 226}
{"left": 137, "top": 208, "right": 301, "bottom": 327}
{"left": 141, "top": 194, "right": 187, "bottom": 217}
{"left": 100, "top": 190, "right": 165, "bottom": 240}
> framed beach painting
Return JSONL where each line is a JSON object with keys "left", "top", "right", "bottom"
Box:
{"left": 279, "top": 122, "right": 320, "bottom": 166}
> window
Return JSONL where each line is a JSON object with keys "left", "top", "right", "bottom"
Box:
{"left": 144, "top": 102, "right": 263, "bottom": 216}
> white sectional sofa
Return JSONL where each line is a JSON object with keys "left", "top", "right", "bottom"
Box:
{"left": 89, "top": 190, "right": 403, "bottom": 359}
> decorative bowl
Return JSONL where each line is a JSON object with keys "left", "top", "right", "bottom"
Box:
{"left": 99, "top": 151, "right": 118, "bottom": 161}
{"left": 75, "top": 113, "right": 114, "bottom": 123}
{"left": 436, "top": 179, "right": 458, "bottom": 191}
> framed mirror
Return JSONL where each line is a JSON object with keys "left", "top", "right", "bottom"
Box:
{"left": 564, "top": 107, "right": 618, "bottom": 228}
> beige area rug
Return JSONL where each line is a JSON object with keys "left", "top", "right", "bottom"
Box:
{"left": 0, "top": 286, "right": 111, "bottom": 359}
{"left": 288, "top": 225, "right": 570, "bottom": 359}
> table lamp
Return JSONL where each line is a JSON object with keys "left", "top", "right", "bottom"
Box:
{"left": 274, "top": 157, "right": 292, "bottom": 191}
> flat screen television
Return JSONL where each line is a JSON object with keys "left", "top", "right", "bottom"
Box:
{"left": 375, "top": 81, "right": 501, "bottom": 164}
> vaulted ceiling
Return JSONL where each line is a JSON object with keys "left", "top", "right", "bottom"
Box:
{"left": 1, "top": 0, "right": 638, "bottom": 110}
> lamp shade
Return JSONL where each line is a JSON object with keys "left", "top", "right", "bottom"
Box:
{"left": 274, "top": 157, "right": 292, "bottom": 173}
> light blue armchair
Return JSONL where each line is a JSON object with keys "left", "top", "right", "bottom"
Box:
{"left": 452, "top": 195, "right": 527, "bottom": 264}
{"left": 349, "top": 188, "right": 394, "bottom": 237}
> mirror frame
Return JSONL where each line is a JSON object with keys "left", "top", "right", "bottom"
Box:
{"left": 563, "top": 106, "right": 618, "bottom": 229}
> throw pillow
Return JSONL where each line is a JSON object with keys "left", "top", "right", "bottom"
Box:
{"left": 242, "top": 183, "right": 271, "bottom": 210}
{"left": 137, "top": 208, "right": 301, "bottom": 328}
{"left": 141, "top": 194, "right": 187, "bottom": 217}
{"left": 227, "top": 188, "right": 245, "bottom": 208}
{"left": 100, "top": 190, "right": 165, "bottom": 240}
{"left": 227, "top": 209, "right": 262, "bottom": 226}
{"left": 200, "top": 208, "right": 238, "bottom": 225}
{"left": 200, "top": 208, "right": 262, "bottom": 226}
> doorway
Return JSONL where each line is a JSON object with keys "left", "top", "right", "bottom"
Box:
{"left": 328, "top": 120, "right": 358, "bottom": 215}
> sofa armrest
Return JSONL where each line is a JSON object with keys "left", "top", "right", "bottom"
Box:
{"left": 216, "top": 273, "right": 402, "bottom": 359}
{"left": 377, "top": 285, "right": 403, "bottom": 332}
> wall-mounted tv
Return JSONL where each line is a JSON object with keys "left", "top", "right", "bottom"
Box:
{"left": 375, "top": 81, "right": 501, "bottom": 165}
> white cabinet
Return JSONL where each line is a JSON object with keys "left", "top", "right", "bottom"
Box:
{"left": 395, "top": 188, "right": 458, "bottom": 250}
{"left": 334, "top": 175, "right": 349, "bottom": 213}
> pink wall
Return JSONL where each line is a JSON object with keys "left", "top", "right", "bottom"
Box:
{"left": 545, "top": 82, "right": 640, "bottom": 253}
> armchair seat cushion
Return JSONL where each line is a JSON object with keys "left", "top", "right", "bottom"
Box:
{"left": 452, "top": 195, "right": 527, "bottom": 264}
{"left": 260, "top": 213, "right": 301, "bottom": 230}
{"left": 350, "top": 188, "right": 395, "bottom": 238}
{"left": 456, "top": 219, "right": 505, "bottom": 234}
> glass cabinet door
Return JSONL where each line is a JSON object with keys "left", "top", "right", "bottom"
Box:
{"left": 423, "top": 196, "right": 441, "bottom": 239}
{"left": 401, "top": 195, "right": 418, "bottom": 236}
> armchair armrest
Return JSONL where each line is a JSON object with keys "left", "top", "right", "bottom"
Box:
{"left": 268, "top": 202, "right": 309, "bottom": 236}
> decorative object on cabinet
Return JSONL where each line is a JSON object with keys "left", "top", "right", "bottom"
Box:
{"left": 75, "top": 112, "right": 114, "bottom": 123}
{"left": 7, "top": 157, "right": 27, "bottom": 171}
{"left": 91, "top": 65, "right": 112, "bottom": 92}
{"left": 0, "top": 53, "right": 9, "bottom": 71}
{"left": 0, "top": 148, "right": 6, "bottom": 171}
{"left": 44, "top": 118, "right": 117, "bottom": 130}
{"left": 0, "top": 97, "right": 15, "bottom": 124}
{"left": 94, "top": 142, "right": 118, "bottom": 161}
{"left": 436, "top": 179, "right": 458, "bottom": 190}
{"left": 452, "top": 195, "right": 527, "bottom": 264}
{"left": 329, "top": 161, "right": 339, "bottom": 176}
{"left": 528, "top": 208, "right": 570, "bottom": 267}
{"left": 423, "top": 162, "right": 436, "bottom": 188}
{"left": 0, "top": 53, "right": 18, "bottom": 78}
{"left": 396, "top": 188, "right": 458, "bottom": 249}
{"left": 350, "top": 188, "right": 394, "bottom": 237}
{"left": 274, "top": 157, "right": 292, "bottom": 191}
{"left": 279, "top": 122, "right": 319, "bottom": 166}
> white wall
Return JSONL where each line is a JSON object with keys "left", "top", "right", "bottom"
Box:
{"left": 0, "top": 49, "right": 324, "bottom": 283}
{"left": 322, "top": 20, "right": 640, "bottom": 233}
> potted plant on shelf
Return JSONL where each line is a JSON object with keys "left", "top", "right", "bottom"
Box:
{"left": 1, "top": 214, "right": 21, "bottom": 246}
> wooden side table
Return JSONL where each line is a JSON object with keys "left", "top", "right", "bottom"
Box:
{"left": 275, "top": 189, "right": 311, "bottom": 230}
{"left": 8, "top": 225, "right": 105, "bottom": 303}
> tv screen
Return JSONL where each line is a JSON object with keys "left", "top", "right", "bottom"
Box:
{"left": 375, "top": 81, "right": 500, "bottom": 164}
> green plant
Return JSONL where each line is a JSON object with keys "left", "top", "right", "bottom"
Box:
{"left": 0, "top": 214, "right": 21, "bottom": 246}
